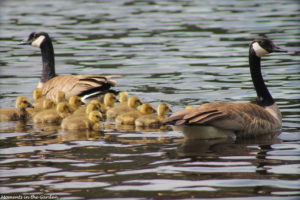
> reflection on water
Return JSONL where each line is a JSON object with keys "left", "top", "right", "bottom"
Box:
{"left": 0, "top": 0, "right": 300, "bottom": 199}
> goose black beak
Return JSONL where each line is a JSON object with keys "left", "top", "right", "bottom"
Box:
{"left": 18, "top": 41, "right": 30, "bottom": 45}
{"left": 272, "top": 45, "right": 288, "bottom": 53}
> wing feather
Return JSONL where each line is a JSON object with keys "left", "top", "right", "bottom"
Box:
{"left": 41, "top": 75, "right": 118, "bottom": 100}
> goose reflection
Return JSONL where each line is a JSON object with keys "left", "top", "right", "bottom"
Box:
{"left": 59, "top": 129, "right": 103, "bottom": 142}
{"left": 177, "top": 130, "right": 281, "bottom": 158}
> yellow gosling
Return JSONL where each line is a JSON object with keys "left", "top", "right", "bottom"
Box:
{"left": 119, "top": 91, "right": 129, "bottom": 103}
{"left": 27, "top": 99, "right": 56, "bottom": 117}
{"left": 73, "top": 100, "right": 101, "bottom": 115}
{"left": 135, "top": 103, "right": 171, "bottom": 128}
{"left": 68, "top": 96, "right": 83, "bottom": 112}
{"left": 106, "top": 96, "right": 142, "bottom": 121}
{"left": 26, "top": 88, "right": 46, "bottom": 116}
{"left": 61, "top": 111, "right": 103, "bottom": 131}
{"left": 0, "top": 96, "right": 33, "bottom": 121}
{"left": 33, "top": 102, "right": 72, "bottom": 124}
{"left": 115, "top": 103, "right": 155, "bottom": 125}
{"left": 100, "top": 93, "right": 117, "bottom": 114}
{"left": 32, "top": 88, "right": 45, "bottom": 109}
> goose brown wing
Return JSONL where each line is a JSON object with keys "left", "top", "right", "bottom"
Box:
{"left": 41, "top": 75, "right": 117, "bottom": 100}
{"left": 164, "top": 102, "right": 279, "bottom": 133}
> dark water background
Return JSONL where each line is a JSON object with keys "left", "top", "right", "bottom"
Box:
{"left": 0, "top": 0, "right": 299, "bottom": 199}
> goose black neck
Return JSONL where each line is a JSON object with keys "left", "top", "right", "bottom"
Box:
{"left": 249, "top": 49, "right": 274, "bottom": 107}
{"left": 40, "top": 39, "right": 55, "bottom": 83}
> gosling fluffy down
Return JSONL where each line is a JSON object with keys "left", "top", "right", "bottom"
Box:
{"left": 33, "top": 102, "right": 72, "bottom": 124}
{"left": 61, "top": 111, "right": 103, "bottom": 131}
{"left": 115, "top": 103, "right": 155, "bottom": 125}
{"left": 106, "top": 96, "right": 142, "bottom": 120}
{"left": 0, "top": 96, "right": 33, "bottom": 121}
{"left": 135, "top": 103, "right": 171, "bottom": 128}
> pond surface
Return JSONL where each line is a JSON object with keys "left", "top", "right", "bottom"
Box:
{"left": 0, "top": 0, "right": 299, "bottom": 199}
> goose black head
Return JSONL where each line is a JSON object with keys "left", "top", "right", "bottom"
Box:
{"left": 250, "top": 38, "right": 287, "bottom": 57}
{"left": 19, "top": 32, "right": 51, "bottom": 48}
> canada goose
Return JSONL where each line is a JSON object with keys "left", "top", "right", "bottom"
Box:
{"left": 135, "top": 103, "right": 171, "bottom": 128}
{"left": 100, "top": 93, "right": 117, "bottom": 114}
{"left": 118, "top": 91, "right": 129, "bottom": 103}
{"left": 64, "top": 102, "right": 102, "bottom": 124}
{"left": 116, "top": 103, "right": 155, "bottom": 125}
{"left": 27, "top": 98, "right": 56, "bottom": 117}
{"left": 19, "top": 32, "right": 119, "bottom": 103}
{"left": 0, "top": 96, "right": 33, "bottom": 121}
{"left": 33, "top": 102, "right": 72, "bottom": 124}
{"left": 61, "top": 111, "right": 102, "bottom": 131}
{"left": 26, "top": 88, "right": 46, "bottom": 117}
{"left": 163, "top": 38, "right": 287, "bottom": 138}
{"left": 106, "top": 96, "right": 142, "bottom": 121}
{"left": 68, "top": 96, "right": 83, "bottom": 111}
{"left": 42, "top": 99, "right": 56, "bottom": 109}
{"left": 73, "top": 99, "right": 101, "bottom": 115}
{"left": 32, "top": 88, "right": 45, "bottom": 109}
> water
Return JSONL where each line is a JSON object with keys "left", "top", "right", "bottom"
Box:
{"left": 0, "top": 0, "right": 299, "bottom": 199}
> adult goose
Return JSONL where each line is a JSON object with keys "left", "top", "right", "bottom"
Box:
{"left": 19, "top": 32, "right": 119, "bottom": 103}
{"left": 163, "top": 38, "right": 287, "bottom": 138}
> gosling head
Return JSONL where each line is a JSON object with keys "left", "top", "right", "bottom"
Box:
{"left": 19, "top": 32, "right": 51, "bottom": 48}
{"left": 56, "top": 102, "right": 72, "bottom": 116}
{"left": 128, "top": 96, "right": 142, "bottom": 109}
{"left": 157, "top": 103, "right": 171, "bottom": 117}
{"left": 88, "top": 111, "right": 103, "bottom": 122}
{"left": 250, "top": 38, "right": 287, "bottom": 57}
{"left": 89, "top": 100, "right": 102, "bottom": 110}
{"left": 140, "top": 103, "right": 155, "bottom": 115}
{"left": 42, "top": 99, "right": 55, "bottom": 109}
{"left": 119, "top": 91, "right": 129, "bottom": 103}
{"left": 69, "top": 96, "right": 83, "bottom": 109}
{"left": 33, "top": 88, "right": 43, "bottom": 100}
{"left": 85, "top": 103, "right": 100, "bottom": 114}
{"left": 104, "top": 93, "right": 117, "bottom": 107}
{"left": 16, "top": 96, "right": 33, "bottom": 109}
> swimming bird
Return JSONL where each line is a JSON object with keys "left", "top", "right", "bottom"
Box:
{"left": 0, "top": 96, "right": 33, "bottom": 121}
{"left": 106, "top": 96, "right": 142, "bottom": 121}
{"left": 27, "top": 98, "right": 56, "bottom": 117}
{"left": 163, "top": 38, "right": 287, "bottom": 138}
{"left": 68, "top": 96, "right": 83, "bottom": 112}
{"left": 116, "top": 103, "right": 155, "bottom": 125}
{"left": 73, "top": 99, "right": 102, "bottom": 115}
{"left": 19, "top": 32, "right": 119, "bottom": 103}
{"left": 33, "top": 102, "right": 72, "bottom": 124}
{"left": 135, "top": 103, "right": 171, "bottom": 128}
{"left": 118, "top": 91, "right": 129, "bottom": 104}
{"left": 26, "top": 88, "right": 46, "bottom": 117}
{"left": 61, "top": 111, "right": 103, "bottom": 131}
{"left": 100, "top": 93, "right": 117, "bottom": 115}
{"left": 31, "top": 88, "right": 45, "bottom": 109}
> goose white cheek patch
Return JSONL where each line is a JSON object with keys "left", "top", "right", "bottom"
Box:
{"left": 252, "top": 42, "right": 269, "bottom": 57}
{"left": 32, "top": 35, "right": 46, "bottom": 48}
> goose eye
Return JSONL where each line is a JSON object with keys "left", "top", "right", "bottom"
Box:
{"left": 29, "top": 33, "right": 34, "bottom": 39}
